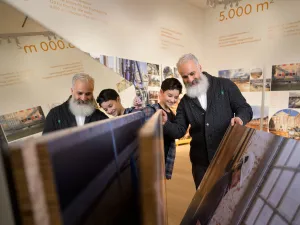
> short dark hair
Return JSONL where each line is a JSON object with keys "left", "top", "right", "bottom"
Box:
{"left": 161, "top": 78, "right": 182, "bottom": 94}
{"left": 96, "top": 89, "right": 119, "bottom": 105}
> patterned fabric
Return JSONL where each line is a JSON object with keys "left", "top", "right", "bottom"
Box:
{"left": 152, "top": 103, "right": 176, "bottom": 180}
{"left": 124, "top": 103, "right": 177, "bottom": 179}
{"left": 123, "top": 105, "right": 156, "bottom": 122}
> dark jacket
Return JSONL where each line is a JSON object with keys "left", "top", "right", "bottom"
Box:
{"left": 123, "top": 105, "right": 156, "bottom": 122}
{"left": 152, "top": 103, "right": 176, "bottom": 179}
{"left": 43, "top": 98, "right": 108, "bottom": 134}
{"left": 124, "top": 104, "right": 176, "bottom": 179}
{"left": 164, "top": 72, "right": 253, "bottom": 165}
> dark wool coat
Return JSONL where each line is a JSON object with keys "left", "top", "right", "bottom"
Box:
{"left": 43, "top": 97, "right": 108, "bottom": 134}
{"left": 164, "top": 72, "right": 253, "bottom": 165}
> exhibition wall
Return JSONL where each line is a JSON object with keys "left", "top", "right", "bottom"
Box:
{"left": 3, "top": 0, "right": 205, "bottom": 66}
{"left": 203, "top": 0, "right": 300, "bottom": 139}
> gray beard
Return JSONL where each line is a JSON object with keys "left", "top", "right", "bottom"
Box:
{"left": 69, "top": 97, "right": 95, "bottom": 117}
{"left": 185, "top": 73, "right": 209, "bottom": 98}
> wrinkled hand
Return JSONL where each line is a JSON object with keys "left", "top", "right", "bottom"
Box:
{"left": 161, "top": 110, "right": 168, "bottom": 125}
{"left": 231, "top": 117, "right": 243, "bottom": 126}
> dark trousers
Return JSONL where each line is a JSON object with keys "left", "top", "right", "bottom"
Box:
{"left": 192, "top": 164, "right": 208, "bottom": 190}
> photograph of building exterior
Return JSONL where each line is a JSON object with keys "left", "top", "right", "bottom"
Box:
{"left": 250, "top": 79, "right": 271, "bottom": 92}
{"left": 271, "top": 63, "right": 300, "bottom": 91}
{"left": 173, "top": 68, "right": 180, "bottom": 79}
{"left": 250, "top": 68, "right": 263, "bottom": 79}
{"left": 230, "top": 69, "right": 250, "bottom": 92}
{"left": 218, "top": 68, "right": 250, "bottom": 92}
{"left": 218, "top": 70, "right": 231, "bottom": 79}
{"left": 162, "top": 66, "right": 174, "bottom": 80}
{"left": 116, "top": 58, "right": 149, "bottom": 105}
{"left": 148, "top": 75, "right": 161, "bottom": 87}
{"left": 289, "top": 92, "right": 300, "bottom": 108}
{"left": 148, "top": 63, "right": 160, "bottom": 87}
{"left": 0, "top": 106, "right": 45, "bottom": 142}
{"left": 246, "top": 106, "right": 269, "bottom": 132}
{"left": 269, "top": 109, "right": 300, "bottom": 140}
{"left": 242, "top": 137, "right": 299, "bottom": 225}
{"left": 116, "top": 79, "right": 132, "bottom": 93}
{"left": 148, "top": 91, "right": 159, "bottom": 101}
{"left": 116, "top": 58, "right": 148, "bottom": 87}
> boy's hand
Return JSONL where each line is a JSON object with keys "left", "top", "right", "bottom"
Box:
{"left": 161, "top": 110, "right": 168, "bottom": 125}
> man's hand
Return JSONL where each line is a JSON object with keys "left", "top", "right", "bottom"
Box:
{"left": 231, "top": 117, "right": 243, "bottom": 126}
{"left": 161, "top": 110, "right": 168, "bottom": 125}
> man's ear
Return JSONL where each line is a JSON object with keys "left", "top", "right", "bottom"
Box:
{"left": 159, "top": 89, "right": 164, "bottom": 95}
{"left": 198, "top": 64, "right": 202, "bottom": 73}
{"left": 117, "top": 96, "right": 121, "bottom": 103}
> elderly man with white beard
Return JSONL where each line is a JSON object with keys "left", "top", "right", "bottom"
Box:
{"left": 162, "top": 54, "right": 253, "bottom": 189}
{"left": 43, "top": 73, "right": 108, "bottom": 134}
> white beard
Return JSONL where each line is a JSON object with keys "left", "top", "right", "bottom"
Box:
{"left": 185, "top": 73, "right": 209, "bottom": 98}
{"left": 69, "top": 97, "right": 95, "bottom": 117}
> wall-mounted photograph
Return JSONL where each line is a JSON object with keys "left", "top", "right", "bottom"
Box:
{"left": 116, "top": 79, "right": 132, "bottom": 93}
{"left": 148, "top": 63, "right": 160, "bottom": 87}
{"left": 116, "top": 58, "right": 148, "bottom": 88}
{"left": 269, "top": 109, "right": 300, "bottom": 140}
{"left": 148, "top": 90, "right": 159, "bottom": 100}
{"left": 288, "top": 92, "right": 300, "bottom": 108}
{"left": 230, "top": 69, "right": 250, "bottom": 92}
{"left": 174, "top": 67, "right": 180, "bottom": 79}
{"left": 271, "top": 63, "right": 300, "bottom": 91}
{"left": 116, "top": 58, "right": 149, "bottom": 105}
{"left": 47, "top": 102, "right": 61, "bottom": 112}
{"left": 162, "top": 66, "right": 174, "bottom": 81}
{"left": 246, "top": 105, "right": 269, "bottom": 132}
{"left": 250, "top": 68, "right": 263, "bottom": 79}
{"left": 218, "top": 70, "right": 231, "bottom": 79}
{"left": 90, "top": 54, "right": 115, "bottom": 71}
{"left": 218, "top": 69, "right": 250, "bottom": 92}
{"left": 250, "top": 79, "right": 271, "bottom": 92}
{"left": 0, "top": 106, "right": 45, "bottom": 142}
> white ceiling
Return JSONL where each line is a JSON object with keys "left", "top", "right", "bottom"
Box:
{"left": 183, "top": 0, "right": 209, "bottom": 9}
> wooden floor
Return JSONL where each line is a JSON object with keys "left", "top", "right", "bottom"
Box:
{"left": 166, "top": 144, "right": 195, "bottom": 225}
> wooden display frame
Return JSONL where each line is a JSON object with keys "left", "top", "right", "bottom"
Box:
{"left": 139, "top": 110, "right": 168, "bottom": 225}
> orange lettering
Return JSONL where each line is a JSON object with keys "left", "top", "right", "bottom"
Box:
{"left": 23, "top": 45, "right": 37, "bottom": 53}
{"left": 257, "top": 2, "right": 269, "bottom": 12}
